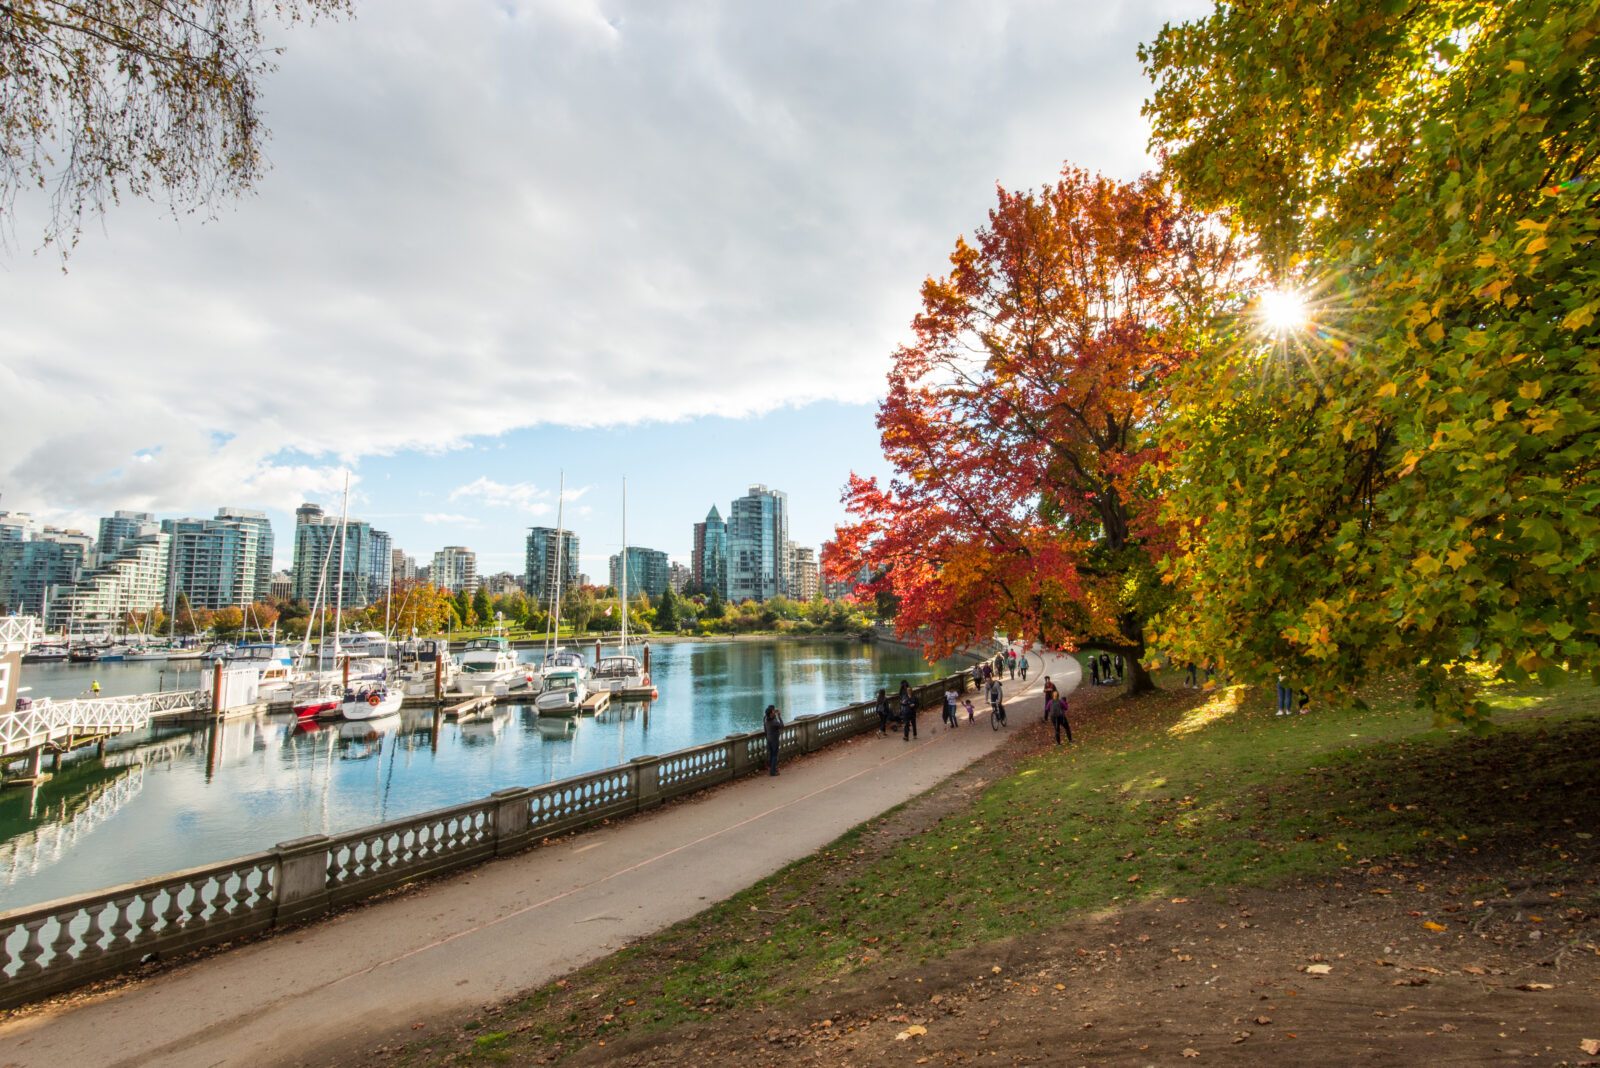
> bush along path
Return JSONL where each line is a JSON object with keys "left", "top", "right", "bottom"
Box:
{"left": 369, "top": 666, "right": 1600, "bottom": 1067}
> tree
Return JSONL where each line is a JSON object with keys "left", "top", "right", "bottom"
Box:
{"left": 211, "top": 606, "right": 244, "bottom": 637}
{"left": 562, "top": 586, "right": 595, "bottom": 633}
{"left": 654, "top": 586, "right": 680, "bottom": 632}
{"left": 472, "top": 586, "right": 494, "bottom": 630}
{"left": 704, "top": 585, "right": 725, "bottom": 620}
{"left": 2, "top": 0, "right": 348, "bottom": 254}
{"left": 827, "top": 167, "right": 1239, "bottom": 692}
{"left": 1143, "top": 0, "right": 1599, "bottom": 721}
{"left": 453, "top": 589, "right": 473, "bottom": 628}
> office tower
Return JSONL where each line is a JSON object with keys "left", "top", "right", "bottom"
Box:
{"left": 726, "top": 485, "right": 788, "bottom": 602}
{"left": 431, "top": 546, "right": 479, "bottom": 594}
{"left": 692, "top": 505, "right": 728, "bottom": 597}
{"left": 524, "top": 527, "right": 580, "bottom": 604}
{"left": 608, "top": 547, "right": 671, "bottom": 598}
{"left": 290, "top": 502, "right": 391, "bottom": 608}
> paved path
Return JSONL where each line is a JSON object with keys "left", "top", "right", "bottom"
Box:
{"left": 0, "top": 651, "right": 1080, "bottom": 1068}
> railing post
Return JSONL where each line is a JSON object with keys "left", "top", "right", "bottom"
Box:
{"left": 491, "top": 787, "right": 534, "bottom": 856}
{"left": 795, "top": 713, "right": 821, "bottom": 753}
{"left": 632, "top": 755, "right": 662, "bottom": 810}
{"left": 727, "top": 734, "right": 753, "bottom": 778}
{"left": 273, "top": 835, "right": 331, "bottom": 925}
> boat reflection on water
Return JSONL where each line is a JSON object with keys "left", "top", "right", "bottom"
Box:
{"left": 459, "top": 706, "right": 512, "bottom": 745}
{"left": 337, "top": 712, "right": 401, "bottom": 760}
{"left": 531, "top": 713, "right": 576, "bottom": 740}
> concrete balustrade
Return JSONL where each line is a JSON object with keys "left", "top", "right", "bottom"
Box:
{"left": 0, "top": 671, "right": 972, "bottom": 1010}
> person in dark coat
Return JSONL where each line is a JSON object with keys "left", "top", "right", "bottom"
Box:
{"left": 1099, "top": 653, "right": 1112, "bottom": 683}
{"left": 1089, "top": 656, "right": 1100, "bottom": 686}
{"left": 902, "top": 688, "right": 919, "bottom": 740}
{"left": 763, "top": 705, "right": 784, "bottom": 775}
{"left": 875, "top": 688, "right": 891, "bottom": 735}
{"left": 1041, "top": 676, "right": 1058, "bottom": 721}
{"left": 1050, "top": 695, "right": 1073, "bottom": 745}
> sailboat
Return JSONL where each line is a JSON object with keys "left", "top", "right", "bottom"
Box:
{"left": 591, "top": 478, "right": 655, "bottom": 699}
{"left": 534, "top": 472, "right": 589, "bottom": 716}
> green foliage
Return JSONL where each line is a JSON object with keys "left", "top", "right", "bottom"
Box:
{"left": 472, "top": 586, "right": 494, "bottom": 629}
{"left": 1144, "top": 0, "right": 1600, "bottom": 722}
{"left": 654, "top": 587, "right": 680, "bottom": 632}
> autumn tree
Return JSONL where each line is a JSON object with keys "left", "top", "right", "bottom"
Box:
{"left": 1, "top": 0, "right": 348, "bottom": 254}
{"left": 211, "top": 606, "right": 244, "bottom": 636}
{"left": 827, "top": 168, "right": 1239, "bottom": 692}
{"left": 1143, "top": 0, "right": 1599, "bottom": 721}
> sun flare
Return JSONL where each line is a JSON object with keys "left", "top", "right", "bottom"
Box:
{"left": 1258, "top": 287, "right": 1311, "bottom": 334}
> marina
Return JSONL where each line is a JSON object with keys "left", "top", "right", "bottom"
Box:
{"left": 0, "top": 637, "right": 970, "bottom": 910}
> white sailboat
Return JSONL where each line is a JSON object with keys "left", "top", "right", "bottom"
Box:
{"left": 591, "top": 478, "right": 653, "bottom": 697}
{"left": 535, "top": 472, "right": 589, "bottom": 716}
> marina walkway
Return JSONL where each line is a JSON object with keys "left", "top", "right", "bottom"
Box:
{"left": 0, "top": 652, "right": 1081, "bottom": 1068}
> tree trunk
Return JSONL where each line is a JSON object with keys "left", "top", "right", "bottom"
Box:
{"left": 1124, "top": 655, "right": 1157, "bottom": 696}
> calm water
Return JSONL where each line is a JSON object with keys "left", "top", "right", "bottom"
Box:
{"left": 1, "top": 639, "right": 967, "bottom": 909}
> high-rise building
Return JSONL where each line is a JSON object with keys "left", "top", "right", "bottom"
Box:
{"left": 216, "top": 507, "right": 274, "bottom": 602}
{"left": 290, "top": 502, "right": 391, "bottom": 608}
{"left": 608, "top": 547, "right": 670, "bottom": 598}
{"left": 97, "top": 510, "right": 157, "bottom": 563}
{"left": 46, "top": 532, "right": 170, "bottom": 634}
{"left": 727, "top": 485, "right": 789, "bottom": 602}
{"left": 790, "top": 545, "right": 820, "bottom": 602}
{"left": 431, "top": 546, "right": 479, "bottom": 594}
{"left": 163, "top": 509, "right": 275, "bottom": 609}
{"left": 0, "top": 535, "right": 88, "bottom": 617}
{"left": 692, "top": 505, "right": 728, "bottom": 597}
{"left": 481, "top": 572, "right": 523, "bottom": 597}
{"left": 524, "top": 527, "right": 579, "bottom": 604}
{"left": 0, "top": 512, "right": 35, "bottom": 544}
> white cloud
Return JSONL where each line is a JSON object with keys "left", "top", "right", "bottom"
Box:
{"left": 420, "top": 512, "right": 480, "bottom": 525}
{"left": 0, "top": 0, "right": 1205, "bottom": 519}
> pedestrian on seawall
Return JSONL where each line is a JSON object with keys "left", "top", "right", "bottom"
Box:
{"left": 902, "top": 688, "right": 919, "bottom": 740}
{"left": 1019, "top": 653, "right": 1029, "bottom": 680}
{"left": 1041, "top": 675, "right": 1058, "bottom": 722}
{"left": 875, "top": 688, "right": 890, "bottom": 736}
{"left": 764, "top": 705, "right": 784, "bottom": 776}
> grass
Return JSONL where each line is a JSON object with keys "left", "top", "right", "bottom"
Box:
{"left": 400, "top": 664, "right": 1600, "bottom": 1063}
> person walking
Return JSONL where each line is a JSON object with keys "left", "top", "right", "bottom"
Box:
{"left": 1050, "top": 694, "right": 1073, "bottom": 745}
{"left": 1041, "top": 676, "right": 1058, "bottom": 721}
{"left": 1275, "top": 674, "right": 1293, "bottom": 716}
{"left": 91, "top": 679, "right": 100, "bottom": 695}
{"left": 875, "top": 687, "right": 891, "bottom": 736}
{"left": 763, "top": 705, "right": 784, "bottom": 776}
{"left": 1007, "top": 650, "right": 1017, "bottom": 679}
{"left": 1184, "top": 661, "right": 1198, "bottom": 688}
{"left": 1100, "top": 653, "right": 1112, "bottom": 684}
{"left": 1018, "top": 654, "right": 1029, "bottom": 681}
{"left": 963, "top": 697, "right": 976, "bottom": 724}
{"left": 943, "top": 686, "right": 960, "bottom": 729}
{"left": 1089, "top": 656, "right": 1100, "bottom": 686}
{"left": 902, "top": 688, "right": 919, "bottom": 740}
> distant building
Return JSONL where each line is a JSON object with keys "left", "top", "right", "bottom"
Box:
{"left": 0, "top": 535, "right": 88, "bottom": 617}
{"left": 46, "top": 532, "right": 170, "bottom": 634}
{"left": 481, "top": 572, "right": 523, "bottom": 597}
{"left": 0, "top": 512, "right": 35, "bottom": 544}
{"left": 667, "top": 561, "right": 692, "bottom": 593}
{"left": 431, "top": 545, "right": 479, "bottom": 594}
{"left": 727, "top": 485, "right": 789, "bottom": 602}
{"left": 97, "top": 510, "right": 156, "bottom": 563}
{"left": 608, "top": 547, "right": 670, "bottom": 598}
{"left": 790, "top": 545, "right": 819, "bottom": 602}
{"left": 391, "top": 549, "right": 418, "bottom": 583}
{"left": 269, "top": 570, "right": 293, "bottom": 601}
{"left": 691, "top": 505, "right": 728, "bottom": 597}
{"left": 524, "top": 527, "right": 580, "bottom": 604}
{"left": 290, "top": 502, "right": 391, "bottom": 608}
{"left": 163, "top": 509, "right": 275, "bottom": 609}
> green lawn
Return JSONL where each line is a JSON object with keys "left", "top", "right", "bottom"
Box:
{"left": 400, "top": 664, "right": 1600, "bottom": 1063}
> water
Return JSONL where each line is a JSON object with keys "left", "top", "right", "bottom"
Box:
{"left": 1, "top": 639, "right": 967, "bottom": 909}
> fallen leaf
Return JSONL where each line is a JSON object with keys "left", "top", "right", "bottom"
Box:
{"left": 1182, "top": 1048, "right": 1199, "bottom": 1058}
{"left": 991, "top": 966, "right": 1002, "bottom": 974}
{"left": 1305, "top": 964, "right": 1332, "bottom": 975}
{"left": 1441, "top": 1024, "right": 1458, "bottom": 1033}
{"left": 1461, "top": 964, "right": 1488, "bottom": 975}
{"left": 1516, "top": 982, "right": 1554, "bottom": 992}
{"left": 1579, "top": 1038, "right": 1600, "bottom": 1056}
{"left": 1422, "top": 921, "right": 1448, "bottom": 932}
{"left": 1392, "top": 977, "right": 1430, "bottom": 987}
{"left": 1254, "top": 1016, "right": 1272, "bottom": 1025}
{"left": 895, "top": 1025, "right": 929, "bottom": 1041}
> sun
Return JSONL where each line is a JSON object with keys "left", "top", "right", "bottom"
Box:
{"left": 1257, "top": 287, "right": 1311, "bottom": 334}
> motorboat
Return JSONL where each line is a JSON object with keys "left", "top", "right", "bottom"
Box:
{"left": 96, "top": 644, "right": 128, "bottom": 662}
{"left": 229, "top": 642, "right": 299, "bottom": 701}
{"left": 591, "top": 653, "right": 649, "bottom": 695}
{"left": 335, "top": 631, "right": 390, "bottom": 661}
{"left": 458, "top": 636, "right": 519, "bottom": 681}
{"left": 397, "top": 637, "right": 456, "bottom": 698}
{"left": 123, "top": 643, "right": 171, "bottom": 662}
{"left": 340, "top": 682, "right": 403, "bottom": 720}
{"left": 68, "top": 645, "right": 102, "bottom": 663}
{"left": 199, "top": 641, "right": 236, "bottom": 663}
{"left": 533, "top": 665, "right": 587, "bottom": 716}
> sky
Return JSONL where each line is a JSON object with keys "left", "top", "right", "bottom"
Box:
{"left": 0, "top": 0, "right": 1206, "bottom": 577}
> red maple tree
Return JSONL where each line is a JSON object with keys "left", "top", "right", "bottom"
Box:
{"left": 825, "top": 167, "right": 1238, "bottom": 691}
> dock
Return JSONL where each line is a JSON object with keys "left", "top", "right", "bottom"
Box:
{"left": 444, "top": 694, "right": 496, "bottom": 721}
{"left": 579, "top": 690, "right": 611, "bottom": 716}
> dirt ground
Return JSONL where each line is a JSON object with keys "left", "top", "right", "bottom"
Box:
{"left": 560, "top": 843, "right": 1600, "bottom": 1067}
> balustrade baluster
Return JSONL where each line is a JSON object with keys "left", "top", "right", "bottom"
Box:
{"left": 231, "top": 870, "right": 254, "bottom": 914}
{"left": 48, "top": 909, "right": 78, "bottom": 967}
{"left": 106, "top": 896, "right": 136, "bottom": 950}
{"left": 13, "top": 918, "right": 49, "bottom": 977}
{"left": 162, "top": 884, "right": 185, "bottom": 929}
{"left": 134, "top": 889, "right": 161, "bottom": 943}
{"left": 80, "top": 904, "right": 108, "bottom": 958}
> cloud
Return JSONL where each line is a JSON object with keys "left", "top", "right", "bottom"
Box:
{"left": 421, "top": 512, "right": 479, "bottom": 525}
{"left": 0, "top": 0, "right": 1205, "bottom": 520}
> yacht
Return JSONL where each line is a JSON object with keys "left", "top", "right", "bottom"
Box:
{"left": 22, "top": 642, "right": 68, "bottom": 664}
{"left": 458, "top": 636, "right": 519, "bottom": 682}
{"left": 590, "top": 653, "right": 649, "bottom": 695}
{"left": 291, "top": 678, "right": 344, "bottom": 718}
{"left": 230, "top": 642, "right": 300, "bottom": 702}
{"left": 397, "top": 637, "right": 456, "bottom": 698}
{"left": 335, "top": 631, "right": 391, "bottom": 661}
{"left": 123, "top": 643, "right": 171, "bottom": 662}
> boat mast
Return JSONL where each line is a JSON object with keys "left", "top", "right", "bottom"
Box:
{"left": 619, "top": 476, "right": 628, "bottom": 656}
{"left": 333, "top": 472, "right": 350, "bottom": 667}
{"left": 547, "top": 470, "right": 565, "bottom": 658}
